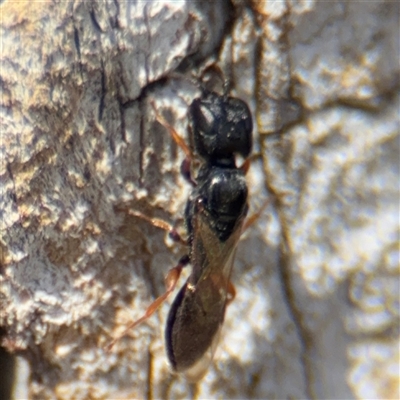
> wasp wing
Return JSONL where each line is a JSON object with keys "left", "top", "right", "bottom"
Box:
{"left": 165, "top": 208, "right": 246, "bottom": 381}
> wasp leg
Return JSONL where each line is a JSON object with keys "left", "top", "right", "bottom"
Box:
{"left": 150, "top": 100, "right": 197, "bottom": 186}
{"left": 226, "top": 281, "right": 236, "bottom": 305}
{"left": 180, "top": 156, "right": 196, "bottom": 186}
{"left": 151, "top": 100, "right": 192, "bottom": 159}
{"left": 106, "top": 254, "right": 190, "bottom": 351}
{"left": 241, "top": 199, "right": 270, "bottom": 233}
{"left": 180, "top": 124, "right": 198, "bottom": 186}
{"left": 240, "top": 158, "right": 251, "bottom": 175}
{"left": 127, "top": 209, "right": 187, "bottom": 245}
{"left": 239, "top": 154, "right": 263, "bottom": 175}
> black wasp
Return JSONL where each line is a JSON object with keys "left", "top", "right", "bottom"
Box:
{"left": 108, "top": 90, "right": 254, "bottom": 381}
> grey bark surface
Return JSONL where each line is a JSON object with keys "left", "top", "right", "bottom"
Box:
{"left": 1, "top": 1, "right": 399, "bottom": 399}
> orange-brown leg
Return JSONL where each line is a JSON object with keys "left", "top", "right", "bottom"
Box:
{"left": 225, "top": 200, "right": 269, "bottom": 309}
{"left": 241, "top": 199, "right": 270, "bottom": 234}
{"left": 226, "top": 280, "right": 236, "bottom": 305}
{"left": 240, "top": 153, "right": 263, "bottom": 175}
{"left": 150, "top": 101, "right": 197, "bottom": 186}
{"left": 240, "top": 158, "right": 251, "bottom": 175}
{"left": 150, "top": 100, "right": 192, "bottom": 159}
{"left": 127, "top": 209, "right": 187, "bottom": 245}
{"left": 106, "top": 254, "right": 190, "bottom": 351}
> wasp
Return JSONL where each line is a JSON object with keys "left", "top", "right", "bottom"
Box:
{"left": 108, "top": 90, "right": 254, "bottom": 381}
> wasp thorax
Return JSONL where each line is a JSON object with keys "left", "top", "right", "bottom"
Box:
{"left": 206, "top": 171, "right": 247, "bottom": 218}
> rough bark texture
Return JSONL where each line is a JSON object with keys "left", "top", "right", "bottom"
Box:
{"left": 1, "top": 1, "right": 399, "bottom": 399}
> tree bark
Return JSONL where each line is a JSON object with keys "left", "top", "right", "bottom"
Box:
{"left": 1, "top": 1, "right": 399, "bottom": 399}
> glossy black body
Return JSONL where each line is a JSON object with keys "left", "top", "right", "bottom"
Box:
{"left": 165, "top": 92, "right": 253, "bottom": 378}
{"left": 190, "top": 93, "right": 252, "bottom": 166}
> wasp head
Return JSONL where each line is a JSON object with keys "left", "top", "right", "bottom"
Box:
{"left": 190, "top": 92, "right": 252, "bottom": 167}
